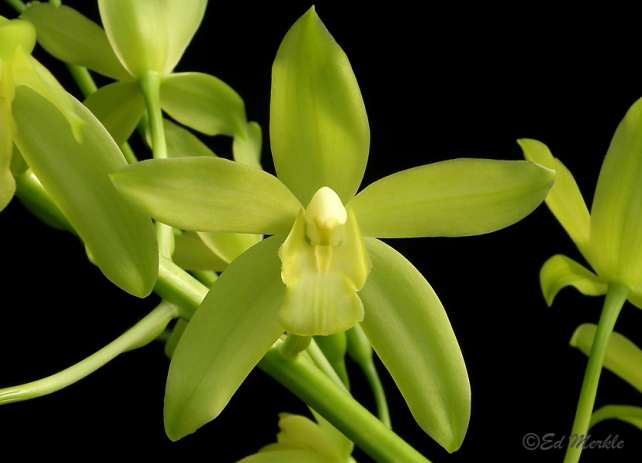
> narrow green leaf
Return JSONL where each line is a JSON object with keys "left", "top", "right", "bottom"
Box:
{"left": 571, "top": 323, "right": 642, "bottom": 394}
{"left": 540, "top": 254, "right": 607, "bottom": 306}
{"left": 160, "top": 72, "right": 246, "bottom": 136}
{"left": 591, "top": 405, "right": 642, "bottom": 431}
{"left": 518, "top": 138, "right": 592, "bottom": 259}
{"left": 349, "top": 159, "right": 554, "bottom": 238}
{"left": 84, "top": 80, "right": 145, "bottom": 146}
{"left": 12, "top": 86, "right": 158, "bottom": 297}
{"left": 233, "top": 121, "right": 262, "bottom": 169}
{"left": 359, "top": 237, "right": 470, "bottom": 452}
{"left": 111, "top": 157, "right": 301, "bottom": 235}
{"left": 164, "top": 236, "right": 286, "bottom": 441}
{"left": 172, "top": 231, "right": 227, "bottom": 272}
{"left": 270, "top": 7, "right": 369, "bottom": 206}
{"left": 590, "top": 96, "right": 642, "bottom": 288}
{"left": 20, "top": 3, "right": 130, "bottom": 80}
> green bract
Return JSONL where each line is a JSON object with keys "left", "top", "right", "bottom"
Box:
{"left": 520, "top": 98, "right": 642, "bottom": 306}
{"left": 0, "top": 16, "right": 157, "bottom": 297}
{"left": 20, "top": 1, "right": 258, "bottom": 157}
{"left": 111, "top": 7, "right": 554, "bottom": 452}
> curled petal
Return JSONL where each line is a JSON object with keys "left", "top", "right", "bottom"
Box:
{"left": 540, "top": 254, "right": 607, "bottom": 306}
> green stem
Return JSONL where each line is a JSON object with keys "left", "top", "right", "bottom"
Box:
{"left": 362, "top": 358, "right": 391, "bottom": 429}
{"left": 66, "top": 64, "right": 97, "bottom": 98}
{"left": 307, "top": 338, "right": 349, "bottom": 393}
{"left": 5, "top": 0, "right": 26, "bottom": 13}
{"left": 260, "top": 348, "right": 431, "bottom": 463}
{"left": 191, "top": 270, "right": 218, "bottom": 287}
{"left": 0, "top": 301, "right": 179, "bottom": 405}
{"left": 140, "top": 72, "right": 173, "bottom": 258}
{"left": 12, "top": 177, "right": 431, "bottom": 463}
{"left": 280, "top": 334, "right": 311, "bottom": 360}
{"left": 563, "top": 283, "right": 628, "bottom": 463}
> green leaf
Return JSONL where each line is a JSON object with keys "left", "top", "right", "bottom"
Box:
{"left": 84, "top": 81, "right": 145, "bottom": 146}
{"left": 172, "top": 231, "right": 227, "bottom": 272}
{"left": 233, "top": 121, "right": 262, "bottom": 169}
{"left": 590, "top": 96, "right": 642, "bottom": 289}
{"left": 20, "top": 3, "right": 130, "bottom": 80}
{"left": 159, "top": 118, "right": 216, "bottom": 158}
{"left": 270, "top": 7, "right": 369, "bottom": 206}
{"left": 12, "top": 86, "right": 158, "bottom": 297}
{"left": 540, "top": 254, "right": 607, "bottom": 306}
{"left": 160, "top": 72, "right": 246, "bottom": 136}
{"left": 518, "top": 138, "right": 592, "bottom": 259}
{"left": 571, "top": 323, "right": 642, "bottom": 394}
{"left": 164, "top": 236, "right": 286, "bottom": 441}
{"left": 358, "top": 238, "right": 470, "bottom": 452}
{"left": 591, "top": 405, "right": 642, "bottom": 431}
{"left": 349, "top": 159, "right": 554, "bottom": 238}
{"left": 111, "top": 157, "right": 301, "bottom": 235}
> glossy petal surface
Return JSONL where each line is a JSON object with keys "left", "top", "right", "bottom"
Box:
{"left": 350, "top": 159, "right": 554, "bottom": 238}
{"left": 20, "top": 3, "right": 130, "bottom": 80}
{"left": 519, "top": 138, "right": 591, "bottom": 258}
{"left": 13, "top": 86, "right": 157, "bottom": 297}
{"left": 590, "top": 96, "right": 642, "bottom": 288}
{"left": 270, "top": 7, "right": 369, "bottom": 206}
{"left": 358, "top": 238, "right": 469, "bottom": 452}
{"left": 164, "top": 236, "right": 286, "bottom": 440}
{"left": 111, "top": 157, "right": 301, "bottom": 235}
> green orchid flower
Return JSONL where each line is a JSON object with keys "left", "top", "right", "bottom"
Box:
{"left": 111, "top": 7, "right": 554, "bottom": 451}
{"left": 20, "top": 0, "right": 260, "bottom": 159}
{"left": 0, "top": 15, "right": 157, "bottom": 297}
{"left": 237, "top": 412, "right": 355, "bottom": 463}
{"left": 519, "top": 96, "right": 642, "bottom": 463}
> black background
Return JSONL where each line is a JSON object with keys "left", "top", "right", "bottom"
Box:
{"left": 1, "top": 1, "right": 642, "bottom": 461}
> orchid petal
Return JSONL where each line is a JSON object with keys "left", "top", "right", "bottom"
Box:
{"left": 276, "top": 413, "right": 344, "bottom": 461}
{"left": 198, "top": 231, "right": 261, "bottom": 265}
{"left": 540, "top": 254, "right": 607, "bottom": 306}
{"left": 84, "top": 81, "right": 145, "bottom": 146}
{"left": 591, "top": 405, "right": 642, "bottom": 431}
{"left": 571, "top": 323, "right": 642, "bottom": 394}
{"left": 172, "top": 231, "right": 227, "bottom": 272}
{"left": 233, "top": 121, "right": 262, "bottom": 169}
{"left": 12, "top": 86, "right": 158, "bottom": 297}
{"left": 349, "top": 159, "right": 554, "bottom": 238}
{"left": 518, "top": 138, "right": 591, "bottom": 259}
{"left": 0, "top": 92, "right": 14, "bottom": 211}
{"left": 111, "top": 157, "right": 301, "bottom": 235}
{"left": 238, "top": 450, "right": 335, "bottom": 463}
{"left": 590, "top": 96, "right": 642, "bottom": 288}
{"left": 162, "top": 0, "right": 207, "bottom": 74}
{"left": 160, "top": 118, "right": 216, "bottom": 158}
{"left": 20, "top": 3, "right": 130, "bottom": 80}
{"left": 160, "top": 72, "right": 246, "bottom": 136}
{"left": 359, "top": 238, "right": 469, "bottom": 452}
{"left": 270, "top": 7, "right": 369, "bottom": 206}
{"left": 0, "top": 18, "right": 36, "bottom": 61}
{"left": 164, "top": 236, "right": 286, "bottom": 441}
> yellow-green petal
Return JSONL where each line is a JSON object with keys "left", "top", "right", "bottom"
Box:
{"left": 238, "top": 450, "right": 335, "bottom": 463}
{"left": 590, "top": 96, "right": 642, "bottom": 288}
{"left": 160, "top": 72, "right": 246, "bottom": 136}
{"left": 540, "top": 254, "right": 607, "bottom": 306}
{"left": 164, "top": 236, "right": 286, "bottom": 441}
{"left": 571, "top": 323, "right": 642, "bottom": 394}
{"left": 159, "top": 118, "right": 216, "bottom": 158}
{"left": 278, "top": 210, "right": 370, "bottom": 336}
{"left": 0, "top": 95, "right": 14, "bottom": 212}
{"left": 84, "top": 80, "right": 146, "bottom": 146}
{"left": 162, "top": 0, "right": 207, "bottom": 74}
{"left": 270, "top": 7, "right": 369, "bottom": 206}
{"left": 591, "top": 405, "right": 642, "bottom": 431}
{"left": 359, "top": 237, "right": 470, "bottom": 452}
{"left": 0, "top": 18, "right": 36, "bottom": 61}
{"left": 20, "top": 3, "right": 130, "bottom": 80}
{"left": 198, "top": 231, "right": 261, "bottom": 266}
{"left": 518, "top": 138, "right": 592, "bottom": 259}
{"left": 277, "top": 414, "right": 344, "bottom": 461}
{"left": 12, "top": 86, "right": 158, "bottom": 297}
{"left": 349, "top": 159, "right": 554, "bottom": 238}
{"left": 172, "top": 231, "right": 227, "bottom": 272}
{"left": 233, "top": 120, "right": 262, "bottom": 169}
{"left": 111, "top": 157, "right": 301, "bottom": 235}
